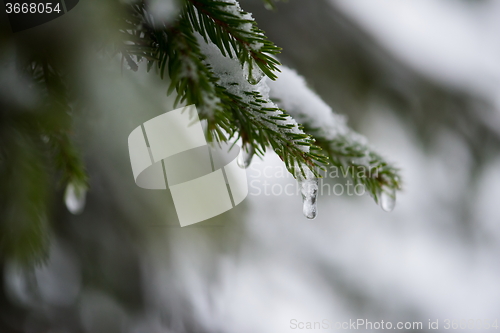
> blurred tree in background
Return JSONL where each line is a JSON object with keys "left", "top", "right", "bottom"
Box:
{"left": 1, "top": 0, "right": 499, "bottom": 332}
{"left": 0, "top": 0, "right": 401, "bottom": 266}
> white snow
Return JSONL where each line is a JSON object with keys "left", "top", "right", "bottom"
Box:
{"left": 145, "top": 0, "right": 179, "bottom": 28}
{"left": 268, "top": 66, "right": 372, "bottom": 166}
{"left": 217, "top": 0, "right": 263, "bottom": 44}
{"left": 268, "top": 66, "right": 350, "bottom": 140}
{"left": 196, "top": 34, "right": 310, "bottom": 152}
{"left": 330, "top": 0, "right": 500, "bottom": 119}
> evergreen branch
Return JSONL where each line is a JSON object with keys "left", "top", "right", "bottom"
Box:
{"left": 32, "top": 60, "right": 88, "bottom": 189}
{"left": 184, "top": 0, "right": 282, "bottom": 81}
{"left": 120, "top": 2, "right": 327, "bottom": 178}
{"left": 215, "top": 86, "right": 329, "bottom": 178}
{"left": 305, "top": 127, "right": 401, "bottom": 202}
{"left": 0, "top": 127, "right": 51, "bottom": 265}
{"left": 194, "top": 36, "right": 328, "bottom": 177}
{"left": 0, "top": 59, "right": 87, "bottom": 265}
{"left": 267, "top": 66, "right": 402, "bottom": 202}
{"left": 119, "top": 0, "right": 400, "bottom": 186}
{"left": 120, "top": 3, "right": 235, "bottom": 142}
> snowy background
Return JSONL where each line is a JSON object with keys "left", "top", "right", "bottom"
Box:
{"left": 3, "top": 0, "right": 500, "bottom": 332}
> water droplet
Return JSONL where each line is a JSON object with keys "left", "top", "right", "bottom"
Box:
{"left": 297, "top": 170, "right": 319, "bottom": 220}
{"left": 237, "top": 143, "right": 255, "bottom": 169}
{"left": 64, "top": 182, "right": 87, "bottom": 215}
{"left": 264, "top": 2, "right": 274, "bottom": 10}
{"left": 244, "top": 62, "right": 264, "bottom": 85}
{"left": 379, "top": 188, "right": 396, "bottom": 212}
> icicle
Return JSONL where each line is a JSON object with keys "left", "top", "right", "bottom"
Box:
{"left": 379, "top": 187, "right": 396, "bottom": 212}
{"left": 244, "top": 61, "right": 264, "bottom": 85}
{"left": 297, "top": 168, "right": 319, "bottom": 219}
{"left": 237, "top": 143, "right": 255, "bottom": 169}
{"left": 64, "top": 182, "right": 87, "bottom": 215}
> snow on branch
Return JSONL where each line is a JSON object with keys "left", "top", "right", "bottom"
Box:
{"left": 196, "top": 34, "right": 328, "bottom": 178}
{"left": 119, "top": 0, "right": 401, "bottom": 196}
{"left": 184, "top": 0, "right": 281, "bottom": 81}
{"left": 267, "top": 66, "right": 402, "bottom": 202}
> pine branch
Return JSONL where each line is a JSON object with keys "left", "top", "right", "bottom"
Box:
{"left": 0, "top": 127, "right": 51, "bottom": 265}
{"left": 0, "top": 59, "right": 87, "bottom": 265}
{"left": 120, "top": 1, "right": 328, "bottom": 178}
{"left": 184, "top": 0, "right": 282, "bottom": 81}
{"left": 120, "top": 3, "right": 234, "bottom": 142}
{"left": 32, "top": 60, "right": 88, "bottom": 190}
{"left": 267, "top": 66, "right": 402, "bottom": 202}
{"left": 305, "top": 128, "right": 401, "bottom": 202}
{"left": 119, "top": 0, "right": 401, "bottom": 187}
{"left": 196, "top": 37, "right": 328, "bottom": 177}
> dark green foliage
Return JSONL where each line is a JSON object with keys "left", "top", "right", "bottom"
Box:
{"left": 305, "top": 128, "right": 402, "bottom": 203}
{"left": 0, "top": 60, "right": 87, "bottom": 265}
{"left": 0, "top": 0, "right": 401, "bottom": 266}
{"left": 184, "top": 0, "right": 282, "bottom": 80}
{"left": 120, "top": 0, "right": 329, "bottom": 178}
{"left": 119, "top": 0, "right": 401, "bottom": 185}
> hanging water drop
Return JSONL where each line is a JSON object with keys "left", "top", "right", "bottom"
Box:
{"left": 379, "top": 188, "right": 396, "bottom": 212}
{"left": 297, "top": 171, "right": 319, "bottom": 220}
{"left": 244, "top": 61, "right": 264, "bottom": 85}
{"left": 64, "top": 182, "right": 87, "bottom": 215}
{"left": 237, "top": 143, "right": 255, "bottom": 169}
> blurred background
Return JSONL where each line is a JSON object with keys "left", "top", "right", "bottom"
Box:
{"left": 1, "top": 0, "right": 500, "bottom": 331}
